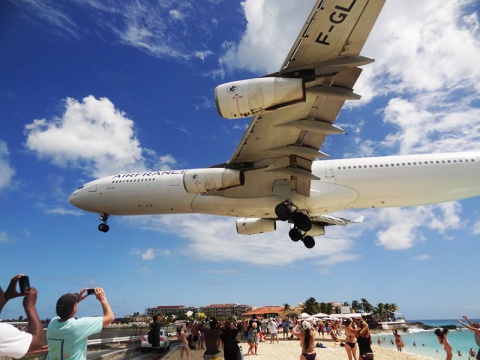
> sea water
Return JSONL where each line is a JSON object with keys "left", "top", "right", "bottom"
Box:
{"left": 373, "top": 319, "right": 480, "bottom": 359}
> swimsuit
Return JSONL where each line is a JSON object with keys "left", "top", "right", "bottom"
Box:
{"left": 179, "top": 344, "right": 188, "bottom": 349}
{"left": 347, "top": 342, "right": 356, "bottom": 348}
{"left": 302, "top": 353, "right": 316, "bottom": 360}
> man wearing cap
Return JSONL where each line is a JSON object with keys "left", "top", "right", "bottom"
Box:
{"left": 46, "top": 287, "right": 114, "bottom": 360}
{"left": 0, "top": 274, "right": 45, "bottom": 360}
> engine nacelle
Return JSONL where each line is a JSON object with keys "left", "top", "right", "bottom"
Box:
{"left": 183, "top": 168, "right": 244, "bottom": 194}
{"left": 215, "top": 77, "right": 304, "bottom": 119}
{"left": 236, "top": 218, "right": 276, "bottom": 235}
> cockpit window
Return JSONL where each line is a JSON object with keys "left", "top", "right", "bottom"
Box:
{"left": 77, "top": 185, "right": 85, "bottom": 190}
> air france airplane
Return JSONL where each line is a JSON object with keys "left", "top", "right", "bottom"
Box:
{"left": 68, "top": 0, "right": 480, "bottom": 248}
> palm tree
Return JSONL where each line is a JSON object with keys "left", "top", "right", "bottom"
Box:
{"left": 283, "top": 303, "right": 291, "bottom": 311}
{"left": 302, "top": 297, "right": 319, "bottom": 315}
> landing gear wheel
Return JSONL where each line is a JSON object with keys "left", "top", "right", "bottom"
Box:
{"left": 275, "top": 203, "right": 291, "bottom": 221}
{"left": 302, "top": 235, "right": 315, "bottom": 249}
{"left": 289, "top": 228, "right": 303, "bottom": 242}
{"left": 98, "top": 223, "right": 110, "bottom": 233}
{"left": 291, "top": 212, "right": 312, "bottom": 232}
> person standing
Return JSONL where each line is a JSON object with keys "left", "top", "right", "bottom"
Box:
{"left": 393, "top": 329, "right": 404, "bottom": 352}
{"left": 268, "top": 318, "right": 279, "bottom": 344}
{"left": 0, "top": 274, "right": 44, "bottom": 360}
{"left": 220, "top": 320, "right": 239, "bottom": 360}
{"left": 458, "top": 316, "right": 480, "bottom": 360}
{"left": 197, "top": 318, "right": 222, "bottom": 360}
{"left": 46, "top": 287, "right": 114, "bottom": 360}
{"left": 149, "top": 315, "right": 161, "bottom": 360}
{"left": 357, "top": 320, "right": 373, "bottom": 359}
{"left": 292, "top": 320, "right": 317, "bottom": 360}
{"left": 435, "top": 328, "right": 453, "bottom": 360}
{"left": 177, "top": 326, "right": 191, "bottom": 360}
{"left": 340, "top": 319, "right": 358, "bottom": 360}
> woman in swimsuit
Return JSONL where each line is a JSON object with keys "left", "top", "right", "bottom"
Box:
{"left": 393, "top": 329, "right": 403, "bottom": 352}
{"left": 292, "top": 320, "right": 317, "bottom": 360}
{"left": 435, "top": 328, "right": 453, "bottom": 360}
{"left": 177, "top": 326, "right": 191, "bottom": 360}
{"left": 341, "top": 319, "right": 358, "bottom": 360}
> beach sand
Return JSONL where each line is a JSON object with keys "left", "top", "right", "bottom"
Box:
{"left": 163, "top": 335, "right": 434, "bottom": 360}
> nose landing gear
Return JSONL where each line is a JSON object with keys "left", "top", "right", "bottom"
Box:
{"left": 98, "top": 213, "right": 110, "bottom": 233}
{"left": 276, "top": 202, "right": 315, "bottom": 248}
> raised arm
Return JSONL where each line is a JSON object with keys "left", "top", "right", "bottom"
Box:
{"left": 23, "top": 288, "right": 45, "bottom": 351}
{"left": 94, "top": 288, "right": 114, "bottom": 327}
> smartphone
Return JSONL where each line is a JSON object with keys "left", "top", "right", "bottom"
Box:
{"left": 87, "top": 288, "right": 95, "bottom": 295}
{"left": 19, "top": 276, "right": 30, "bottom": 293}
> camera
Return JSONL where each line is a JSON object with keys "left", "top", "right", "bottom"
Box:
{"left": 87, "top": 289, "right": 95, "bottom": 295}
{"left": 19, "top": 276, "right": 30, "bottom": 293}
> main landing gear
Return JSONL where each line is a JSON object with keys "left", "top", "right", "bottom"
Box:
{"left": 98, "top": 213, "right": 110, "bottom": 233}
{"left": 275, "top": 203, "right": 315, "bottom": 249}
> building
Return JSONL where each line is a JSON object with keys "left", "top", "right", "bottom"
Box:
{"left": 146, "top": 305, "right": 187, "bottom": 318}
{"left": 202, "top": 304, "right": 252, "bottom": 318}
{"left": 242, "top": 306, "right": 285, "bottom": 320}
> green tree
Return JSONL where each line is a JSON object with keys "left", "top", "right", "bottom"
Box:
{"left": 361, "top": 298, "right": 373, "bottom": 313}
{"left": 351, "top": 300, "right": 362, "bottom": 312}
{"left": 302, "top": 297, "right": 319, "bottom": 315}
{"left": 283, "top": 303, "right": 291, "bottom": 311}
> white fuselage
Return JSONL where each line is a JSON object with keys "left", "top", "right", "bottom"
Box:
{"left": 68, "top": 152, "right": 480, "bottom": 218}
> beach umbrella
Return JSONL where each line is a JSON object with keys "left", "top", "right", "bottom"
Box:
{"left": 300, "top": 312, "right": 310, "bottom": 319}
{"left": 312, "top": 313, "right": 328, "bottom": 318}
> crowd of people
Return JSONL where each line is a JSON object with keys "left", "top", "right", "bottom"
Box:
{"left": 3, "top": 276, "right": 480, "bottom": 360}
{"left": 171, "top": 314, "right": 376, "bottom": 360}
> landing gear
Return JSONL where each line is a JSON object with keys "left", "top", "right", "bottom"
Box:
{"left": 98, "top": 213, "right": 110, "bottom": 233}
{"left": 276, "top": 202, "right": 315, "bottom": 248}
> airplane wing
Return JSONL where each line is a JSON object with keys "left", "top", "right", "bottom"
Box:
{"left": 222, "top": 0, "right": 385, "bottom": 197}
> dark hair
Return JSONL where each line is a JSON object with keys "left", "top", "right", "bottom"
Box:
{"left": 304, "top": 327, "right": 311, "bottom": 347}
{"left": 153, "top": 315, "right": 158, "bottom": 322}
{"left": 435, "top": 328, "right": 449, "bottom": 338}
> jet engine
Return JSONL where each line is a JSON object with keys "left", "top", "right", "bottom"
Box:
{"left": 236, "top": 218, "right": 276, "bottom": 235}
{"left": 215, "top": 77, "right": 304, "bottom": 119}
{"left": 183, "top": 168, "right": 244, "bottom": 194}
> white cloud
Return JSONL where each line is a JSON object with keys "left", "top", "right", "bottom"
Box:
{"left": 0, "top": 140, "right": 15, "bottom": 191}
{"left": 130, "top": 248, "right": 171, "bottom": 261}
{"left": 413, "top": 254, "right": 431, "bottom": 261}
{"left": 221, "top": 0, "right": 315, "bottom": 74}
{"left": 0, "top": 231, "right": 9, "bottom": 243}
{"left": 24, "top": 96, "right": 147, "bottom": 178}
{"left": 372, "top": 202, "right": 464, "bottom": 250}
{"left": 126, "top": 213, "right": 362, "bottom": 267}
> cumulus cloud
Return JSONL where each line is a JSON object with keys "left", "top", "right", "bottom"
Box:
{"left": 221, "top": 0, "right": 315, "bottom": 74}
{"left": 127, "top": 213, "right": 362, "bottom": 267}
{"left": 0, "top": 140, "right": 15, "bottom": 191}
{"left": 24, "top": 96, "right": 147, "bottom": 178}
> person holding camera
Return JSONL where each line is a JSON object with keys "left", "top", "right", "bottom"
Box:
{"left": 0, "top": 274, "right": 45, "bottom": 360}
{"left": 46, "top": 287, "right": 114, "bottom": 360}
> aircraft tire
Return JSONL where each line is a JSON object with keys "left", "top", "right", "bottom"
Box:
{"left": 303, "top": 235, "right": 315, "bottom": 249}
{"left": 98, "top": 224, "right": 110, "bottom": 233}
{"left": 275, "top": 203, "right": 291, "bottom": 221}
{"left": 289, "top": 228, "right": 303, "bottom": 242}
{"left": 291, "top": 212, "right": 312, "bottom": 232}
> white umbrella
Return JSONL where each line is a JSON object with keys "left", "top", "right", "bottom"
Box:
{"left": 312, "top": 313, "right": 329, "bottom": 318}
{"left": 299, "top": 312, "right": 311, "bottom": 319}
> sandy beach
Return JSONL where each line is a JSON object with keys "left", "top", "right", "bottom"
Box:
{"left": 163, "top": 335, "right": 434, "bottom": 360}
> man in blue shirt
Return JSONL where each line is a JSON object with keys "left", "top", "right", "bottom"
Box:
{"left": 46, "top": 288, "right": 114, "bottom": 360}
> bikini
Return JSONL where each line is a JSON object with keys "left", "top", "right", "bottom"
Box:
{"left": 302, "top": 353, "right": 316, "bottom": 360}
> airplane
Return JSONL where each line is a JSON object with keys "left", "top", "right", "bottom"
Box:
{"left": 68, "top": 0, "right": 480, "bottom": 249}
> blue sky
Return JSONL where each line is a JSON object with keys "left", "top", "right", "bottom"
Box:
{"left": 1, "top": 0, "right": 480, "bottom": 321}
